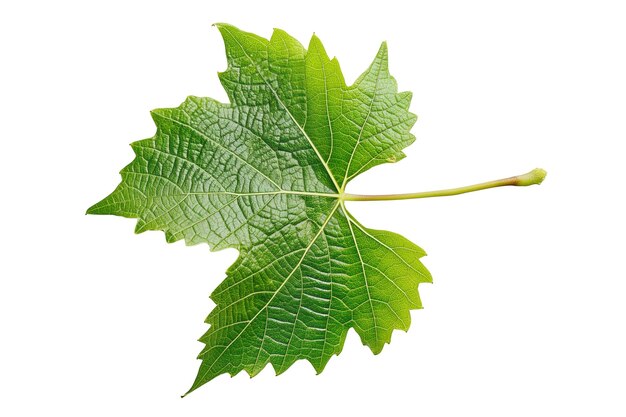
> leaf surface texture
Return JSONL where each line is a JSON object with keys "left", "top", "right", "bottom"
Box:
{"left": 88, "top": 24, "right": 432, "bottom": 394}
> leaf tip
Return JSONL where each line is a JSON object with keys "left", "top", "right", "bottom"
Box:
{"left": 312, "top": 360, "right": 327, "bottom": 376}
{"left": 271, "top": 27, "right": 289, "bottom": 39}
{"left": 148, "top": 108, "right": 161, "bottom": 124}
{"left": 375, "top": 41, "right": 389, "bottom": 71}
{"left": 181, "top": 384, "right": 196, "bottom": 398}
{"left": 370, "top": 344, "right": 385, "bottom": 356}
{"left": 307, "top": 32, "right": 326, "bottom": 54}
{"left": 86, "top": 199, "right": 107, "bottom": 215}
{"left": 213, "top": 22, "right": 235, "bottom": 40}
{"left": 378, "top": 40, "right": 389, "bottom": 55}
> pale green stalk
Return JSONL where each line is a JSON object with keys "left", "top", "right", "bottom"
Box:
{"left": 342, "top": 168, "right": 546, "bottom": 202}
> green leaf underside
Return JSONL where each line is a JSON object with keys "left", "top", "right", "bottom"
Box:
{"left": 88, "top": 24, "right": 432, "bottom": 395}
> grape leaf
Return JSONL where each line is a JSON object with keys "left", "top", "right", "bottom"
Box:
{"left": 88, "top": 24, "right": 432, "bottom": 395}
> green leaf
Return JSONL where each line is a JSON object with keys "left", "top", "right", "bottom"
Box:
{"left": 88, "top": 23, "right": 432, "bottom": 395}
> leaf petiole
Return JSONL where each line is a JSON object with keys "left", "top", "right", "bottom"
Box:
{"left": 341, "top": 168, "right": 547, "bottom": 202}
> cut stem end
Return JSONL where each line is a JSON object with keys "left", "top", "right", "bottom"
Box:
{"left": 515, "top": 168, "right": 547, "bottom": 186}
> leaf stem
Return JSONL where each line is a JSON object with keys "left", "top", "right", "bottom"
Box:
{"left": 342, "top": 168, "right": 547, "bottom": 202}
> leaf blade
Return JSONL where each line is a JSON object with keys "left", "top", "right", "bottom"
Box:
{"left": 89, "top": 24, "right": 430, "bottom": 394}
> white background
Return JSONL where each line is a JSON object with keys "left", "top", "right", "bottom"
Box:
{"left": 1, "top": 1, "right": 625, "bottom": 415}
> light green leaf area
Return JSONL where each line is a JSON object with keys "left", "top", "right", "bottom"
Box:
{"left": 88, "top": 24, "right": 432, "bottom": 394}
